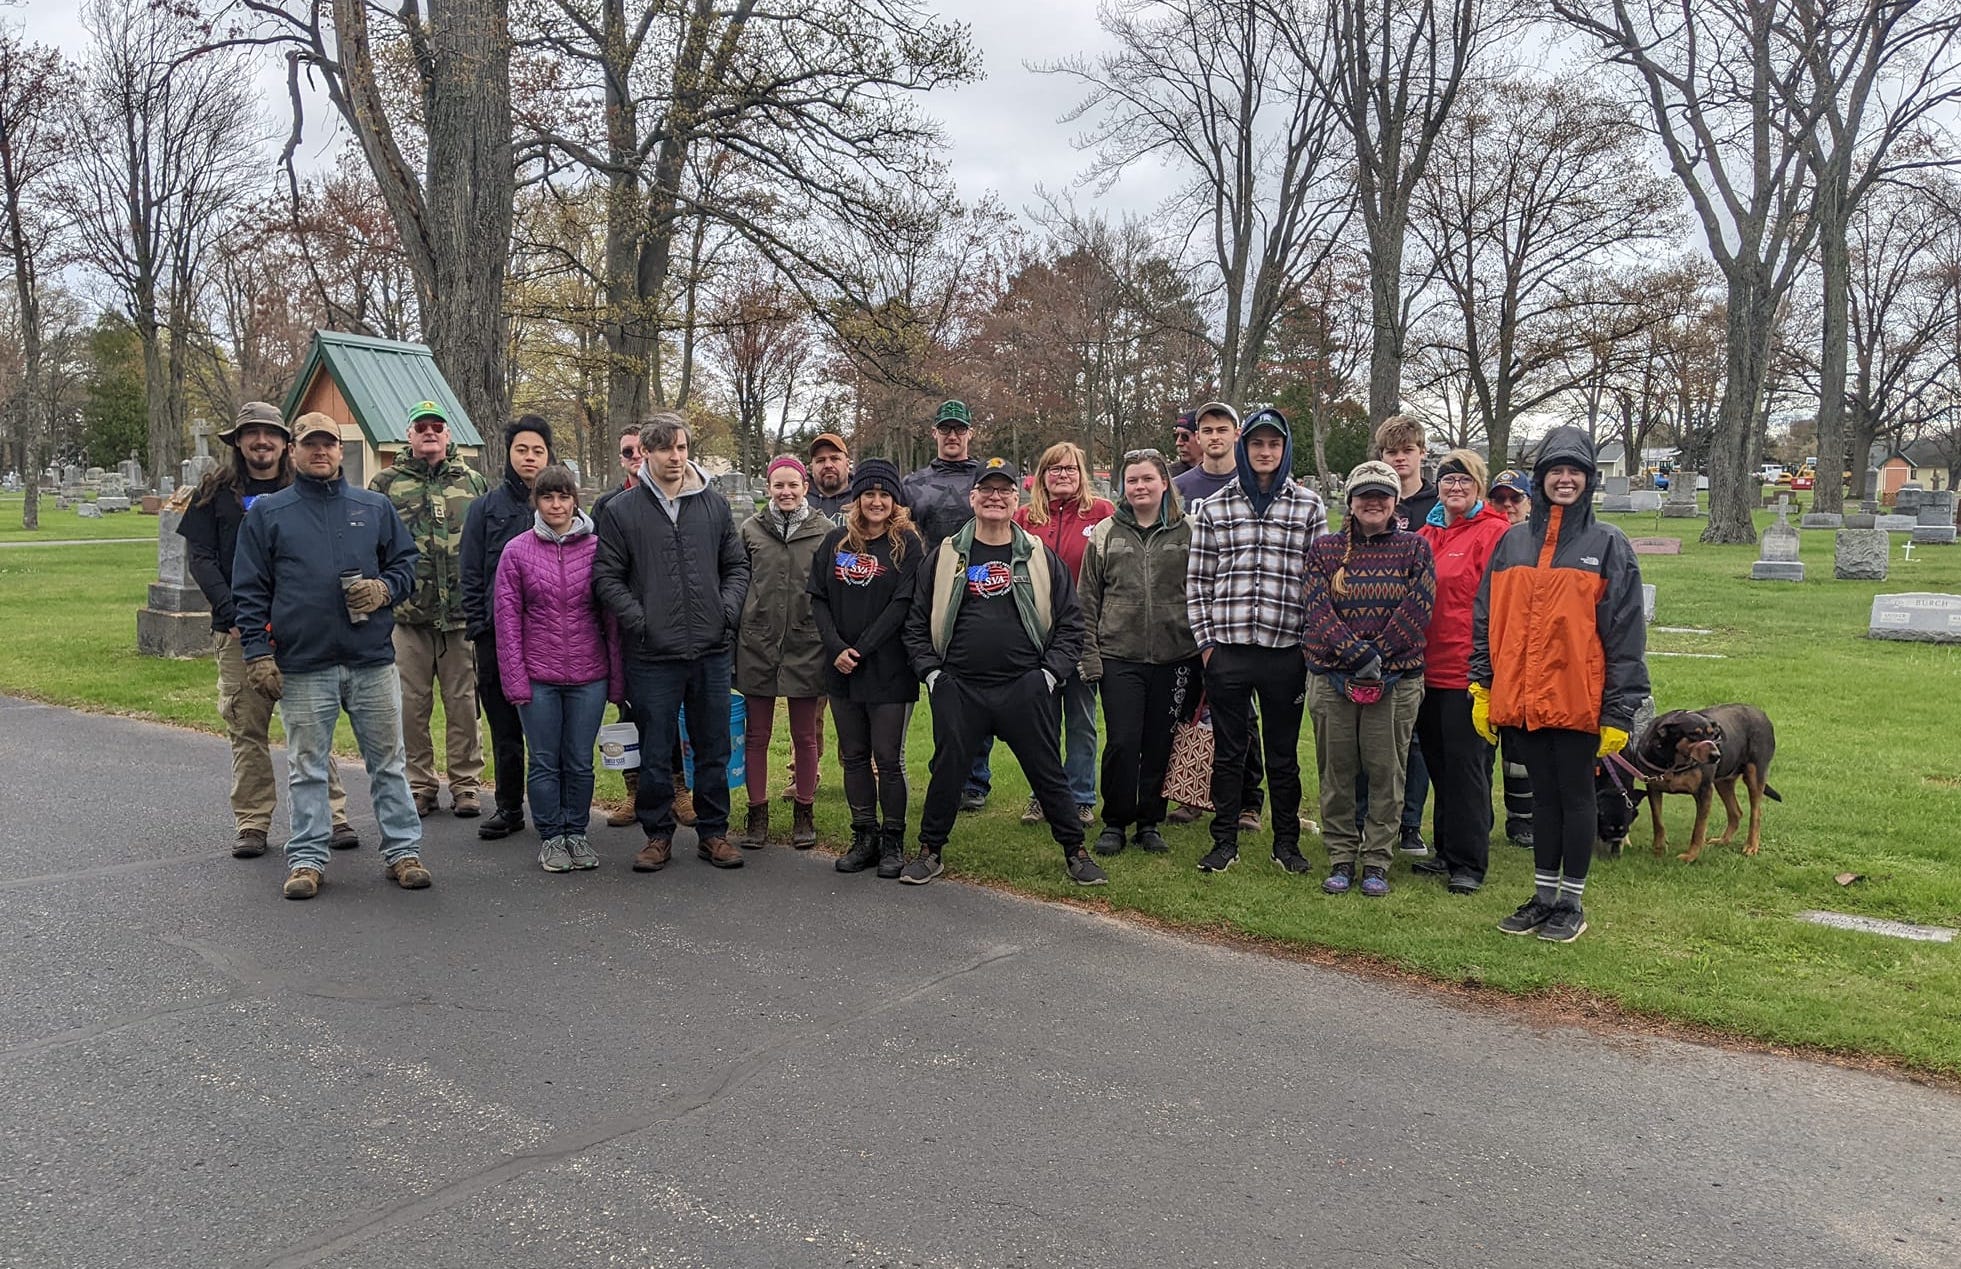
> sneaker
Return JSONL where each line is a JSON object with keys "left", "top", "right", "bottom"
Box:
{"left": 1237, "top": 810, "right": 1262, "bottom": 833}
{"left": 1446, "top": 870, "right": 1482, "bottom": 895}
{"left": 233, "top": 828, "right": 268, "bottom": 859}
{"left": 632, "top": 837, "right": 672, "bottom": 872}
{"left": 282, "top": 866, "right": 322, "bottom": 900}
{"left": 385, "top": 856, "right": 432, "bottom": 889}
{"left": 566, "top": 834, "right": 599, "bottom": 870}
{"left": 1066, "top": 851, "right": 1108, "bottom": 886}
{"left": 876, "top": 828, "right": 907, "bottom": 879}
{"left": 1360, "top": 866, "right": 1390, "bottom": 897}
{"left": 478, "top": 807, "right": 523, "bottom": 840}
{"left": 900, "top": 850, "right": 944, "bottom": 885}
{"left": 1272, "top": 846, "right": 1313, "bottom": 875}
{"left": 1321, "top": 862, "right": 1354, "bottom": 894}
{"left": 1507, "top": 824, "right": 1534, "bottom": 848}
{"left": 1077, "top": 803, "right": 1096, "bottom": 825}
{"left": 1020, "top": 795, "right": 1042, "bottom": 825}
{"left": 958, "top": 790, "right": 987, "bottom": 813}
{"left": 539, "top": 836, "right": 575, "bottom": 873}
{"left": 1398, "top": 826, "right": 1428, "bottom": 856}
{"left": 451, "top": 790, "right": 481, "bottom": 818}
{"left": 1166, "top": 803, "right": 1203, "bottom": 824}
{"left": 1092, "top": 825, "right": 1126, "bottom": 856}
{"left": 413, "top": 790, "right": 438, "bottom": 817}
{"left": 1133, "top": 826, "right": 1170, "bottom": 854}
{"left": 1538, "top": 901, "right": 1587, "bottom": 943}
{"left": 1197, "top": 845, "right": 1237, "bottom": 873}
{"left": 1497, "top": 896, "right": 1556, "bottom": 936}
{"left": 1411, "top": 856, "right": 1449, "bottom": 876}
{"left": 836, "top": 825, "right": 880, "bottom": 873}
{"left": 329, "top": 821, "right": 361, "bottom": 851}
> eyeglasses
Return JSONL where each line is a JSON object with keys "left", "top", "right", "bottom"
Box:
{"left": 1490, "top": 490, "right": 1523, "bottom": 503}
{"left": 1046, "top": 465, "right": 1080, "bottom": 474}
{"left": 1438, "top": 475, "right": 1478, "bottom": 489}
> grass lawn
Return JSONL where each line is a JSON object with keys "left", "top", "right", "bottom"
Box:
{"left": 0, "top": 493, "right": 157, "bottom": 542}
{"left": 3, "top": 512, "right": 1959, "bottom": 1075}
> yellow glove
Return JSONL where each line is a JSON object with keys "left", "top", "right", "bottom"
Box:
{"left": 1469, "top": 683, "right": 1496, "bottom": 745}
{"left": 1597, "top": 726, "right": 1628, "bottom": 757}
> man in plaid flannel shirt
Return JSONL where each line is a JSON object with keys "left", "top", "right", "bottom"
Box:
{"left": 1185, "top": 408, "right": 1327, "bottom": 875}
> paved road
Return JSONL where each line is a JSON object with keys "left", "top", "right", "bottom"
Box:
{"left": 0, "top": 537, "right": 150, "bottom": 548}
{"left": 3, "top": 697, "right": 1956, "bottom": 1269}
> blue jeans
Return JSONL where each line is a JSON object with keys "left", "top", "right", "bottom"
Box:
{"left": 280, "top": 663, "right": 423, "bottom": 871}
{"left": 967, "top": 672, "right": 1098, "bottom": 805}
{"left": 625, "top": 651, "right": 733, "bottom": 838}
{"left": 517, "top": 679, "right": 608, "bottom": 839}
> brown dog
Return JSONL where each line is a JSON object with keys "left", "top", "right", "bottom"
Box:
{"left": 1607, "top": 705, "right": 1782, "bottom": 862}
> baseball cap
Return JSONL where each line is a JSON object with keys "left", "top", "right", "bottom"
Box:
{"left": 1491, "top": 469, "right": 1530, "bottom": 498}
{"left": 1345, "top": 459, "right": 1400, "bottom": 500}
{"left": 292, "top": 413, "right": 342, "bottom": 444}
{"left": 1193, "top": 401, "right": 1240, "bottom": 428}
{"left": 933, "top": 400, "right": 973, "bottom": 429}
{"left": 970, "top": 456, "right": 1021, "bottom": 490}
{"left": 406, "top": 400, "right": 447, "bottom": 427}
{"left": 1173, "top": 409, "right": 1198, "bottom": 434}
{"left": 218, "top": 401, "right": 291, "bottom": 445}
{"left": 808, "top": 432, "right": 848, "bottom": 457}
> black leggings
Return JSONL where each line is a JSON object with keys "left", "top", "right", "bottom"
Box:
{"left": 1507, "top": 726, "right": 1597, "bottom": 882}
{"left": 831, "top": 698, "right": 910, "bottom": 830}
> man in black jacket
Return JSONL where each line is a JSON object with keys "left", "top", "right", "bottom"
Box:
{"left": 460, "top": 416, "right": 553, "bottom": 840}
{"left": 232, "top": 413, "right": 428, "bottom": 901}
{"left": 593, "top": 413, "right": 751, "bottom": 873}
{"left": 178, "top": 401, "right": 355, "bottom": 859}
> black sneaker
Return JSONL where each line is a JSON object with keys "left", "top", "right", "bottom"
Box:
{"left": 1397, "top": 826, "right": 1428, "bottom": 856}
{"left": 1197, "top": 845, "right": 1237, "bottom": 873}
{"left": 1538, "top": 901, "right": 1587, "bottom": 943}
{"left": 1507, "top": 825, "right": 1534, "bottom": 848}
{"left": 1272, "top": 846, "right": 1313, "bottom": 875}
{"left": 900, "top": 850, "right": 944, "bottom": 885}
{"left": 876, "top": 828, "right": 907, "bottom": 880}
{"left": 1498, "top": 896, "right": 1556, "bottom": 936}
{"left": 1092, "top": 825, "right": 1126, "bottom": 856}
{"left": 1133, "top": 826, "right": 1170, "bottom": 854}
{"left": 835, "top": 826, "right": 880, "bottom": 873}
{"left": 957, "top": 791, "right": 987, "bottom": 813}
{"left": 1446, "top": 870, "right": 1482, "bottom": 895}
{"left": 1066, "top": 851, "right": 1108, "bottom": 886}
{"left": 477, "top": 807, "right": 524, "bottom": 840}
{"left": 1411, "top": 856, "right": 1449, "bottom": 876}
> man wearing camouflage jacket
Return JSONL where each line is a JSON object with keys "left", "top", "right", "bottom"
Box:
{"left": 370, "top": 401, "right": 490, "bottom": 817}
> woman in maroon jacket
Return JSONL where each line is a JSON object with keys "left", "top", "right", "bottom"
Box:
{"left": 1414, "top": 450, "right": 1512, "bottom": 894}
{"left": 494, "top": 466, "right": 622, "bottom": 874}
{"left": 1013, "top": 441, "right": 1115, "bottom": 823}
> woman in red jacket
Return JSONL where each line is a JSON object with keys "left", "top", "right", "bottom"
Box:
{"left": 1414, "top": 451, "right": 1512, "bottom": 894}
{"left": 1012, "top": 442, "right": 1115, "bottom": 823}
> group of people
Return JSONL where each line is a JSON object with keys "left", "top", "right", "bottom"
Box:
{"left": 182, "top": 390, "right": 1647, "bottom": 944}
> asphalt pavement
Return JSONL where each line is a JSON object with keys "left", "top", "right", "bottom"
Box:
{"left": 2, "top": 695, "right": 1956, "bottom": 1268}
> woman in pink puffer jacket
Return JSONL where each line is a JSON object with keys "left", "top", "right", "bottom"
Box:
{"left": 494, "top": 465, "right": 623, "bottom": 873}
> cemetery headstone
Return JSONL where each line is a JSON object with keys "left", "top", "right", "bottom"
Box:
{"left": 1894, "top": 484, "right": 1926, "bottom": 514}
{"left": 1911, "top": 490, "right": 1956, "bottom": 545}
{"left": 95, "top": 495, "right": 132, "bottom": 512}
{"left": 97, "top": 472, "right": 126, "bottom": 498}
{"left": 1662, "top": 471, "right": 1700, "bottom": 518}
{"left": 1631, "top": 536, "right": 1682, "bottom": 555}
{"left": 1844, "top": 512, "right": 1876, "bottom": 529}
{"left": 1834, "top": 526, "right": 1889, "bottom": 580}
{"left": 1801, "top": 511, "right": 1842, "bottom": 529}
{"left": 1751, "top": 504, "right": 1804, "bottom": 581}
{"left": 1867, "top": 593, "right": 1961, "bottom": 644}
{"left": 76, "top": 501, "right": 102, "bottom": 519}
{"left": 1860, "top": 498, "right": 1879, "bottom": 515}
{"left": 1642, "top": 583, "right": 1656, "bottom": 624}
{"left": 1876, "top": 514, "right": 1917, "bottom": 532}
{"left": 136, "top": 508, "right": 212, "bottom": 658}
{"left": 1628, "top": 490, "right": 1663, "bottom": 511}
{"left": 1600, "top": 474, "right": 1635, "bottom": 512}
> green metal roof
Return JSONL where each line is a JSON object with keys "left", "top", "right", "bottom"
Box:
{"left": 282, "top": 331, "right": 484, "bottom": 447}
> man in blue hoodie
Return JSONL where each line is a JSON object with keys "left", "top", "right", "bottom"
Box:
{"left": 232, "top": 413, "right": 429, "bottom": 901}
{"left": 1184, "top": 409, "right": 1328, "bottom": 874}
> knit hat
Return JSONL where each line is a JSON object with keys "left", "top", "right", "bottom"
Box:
{"left": 847, "top": 458, "right": 907, "bottom": 504}
{"left": 219, "top": 400, "right": 290, "bottom": 445}
{"left": 1345, "top": 460, "right": 1400, "bottom": 500}
{"left": 505, "top": 415, "right": 553, "bottom": 449}
{"left": 766, "top": 454, "right": 809, "bottom": 483}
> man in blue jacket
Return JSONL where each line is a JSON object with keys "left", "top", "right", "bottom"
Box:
{"left": 232, "top": 413, "right": 429, "bottom": 901}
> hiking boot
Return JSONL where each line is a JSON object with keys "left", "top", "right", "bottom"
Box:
{"left": 672, "top": 775, "right": 697, "bottom": 827}
{"left": 1321, "top": 862, "right": 1354, "bottom": 895}
{"left": 1447, "top": 870, "right": 1482, "bottom": 895}
{"left": 1092, "top": 825, "right": 1126, "bottom": 856}
{"left": 451, "top": 790, "right": 480, "bottom": 818}
{"left": 329, "top": 821, "right": 361, "bottom": 851}
{"left": 478, "top": 806, "right": 523, "bottom": 840}
{"left": 791, "top": 800, "right": 817, "bottom": 849}
{"left": 1538, "top": 901, "right": 1588, "bottom": 943}
{"left": 698, "top": 835, "right": 744, "bottom": 868}
{"left": 1237, "top": 810, "right": 1262, "bottom": 833}
{"left": 632, "top": 838, "right": 672, "bottom": 872}
{"left": 566, "top": 834, "right": 599, "bottom": 870}
{"left": 1398, "top": 826, "right": 1428, "bottom": 857}
{"left": 1498, "top": 896, "right": 1555, "bottom": 935}
{"left": 1066, "top": 851, "right": 1108, "bottom": 886}
{"left": 1197, "top": 844, "right": 1238, "bottom": 873}
{"left": 958, "top": 791, "right": 987, "bottom": 813}
{"left": 1360, "top": 866, "right": 1391, "bottom": 897}
{"left": 413, "top": 790, "right": 438, "bottom": 817}
{"left": 282, "top": 866, "right": 322, "bottom": 900}
{"left": 233, "top": 828, "right": 268, "bottom": 859}
{"left": 836, "top": 825, "right": 880, "bottom": 873}
{"left": 386, "top": 856, "right": 432, "bottom": 889}
{"left": 738, "top": 802, "right": 771, "bottom": 849}
{"left": 539, "top": 836, "right": 574, "bottom": 873}
{"left": 1020, "top": 795, "right": 1043, "bottom": 825}
{"left": 1167, "top": 803, "right": 1202, "bottom": 824}
{"left": 1273, "top": 845, "right": 1313, "bottom": 875}
{"left": 900, "top": 849, "right": 944, "bottom": 885}
{"left": 605, "top": 770, "right": 640, "bottom": 827}
{"left": 1077, "top": 803, "right": 1096, "bottom": 825}
{"left": 876, "top": 827, "right": 907, "bottom": 879}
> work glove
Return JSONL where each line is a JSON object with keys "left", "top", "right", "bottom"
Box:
{"left": 1042, "top": 669, "right": 1059, "bottom": 693}
{"left": 925, "top": 670, "right": 943, "bottom": 693}
{"left": 1469, "top": 683, "right": 1496, "bottom": 746}
{"left": 344, "top": 577, "right": 392, "bottom": 614}
{"left": 245, "top": 657, "right": 283, "bottom": 702}
{"left": 1597, "top": 726, "right": 1629, "bottom": 758}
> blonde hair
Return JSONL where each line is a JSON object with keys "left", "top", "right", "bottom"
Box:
{"left": 1372, "top": 414, "right": 1425, "bottom": 455}
{"left": 1024, "top": 441, "right": 1096, "bottom": 526}
{"left": 1437, "top": 448, "right": 1488, "bottom": 498}
{"left": 844, "top": 499, "right": 917, "bottom": 565}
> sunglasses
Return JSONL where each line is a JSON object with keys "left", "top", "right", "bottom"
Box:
{"left": 411, "top": 420, "right": 446, "bottom": 433}
{"left": 1123, "top": 448, "right": 1164, "bottom": 461}
{"left": 1491, "top": 490, "right": 1524, "bottom": 503}
{"left": 620, "top": 447, "right": 640, "bottom": 458}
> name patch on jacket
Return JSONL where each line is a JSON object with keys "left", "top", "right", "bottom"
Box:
{"left": 834, "top": 551, "right": 886, "bottom": 585}
{"left": 965, "top": 560, "right": 1014, "bottom": 598}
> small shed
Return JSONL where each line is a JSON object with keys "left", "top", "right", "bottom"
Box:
{"left": 282, "top": 332, "right": 483, "bottom": 488}
{"left": 1878, "top": 441, "right": 1950, "bottom": 501}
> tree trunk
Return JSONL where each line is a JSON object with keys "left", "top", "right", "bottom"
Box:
{"left": 1813, "top": 218, "right": 1850, "bottom": 513}
{"left": 1704, "top": 270, "right": 1773, "bottom": 544}
{"left": 600, "top": 0, "right": 647, "bottom": 431}
{"left": 1366, "top": 214, "right": 1405, "bottom": 423}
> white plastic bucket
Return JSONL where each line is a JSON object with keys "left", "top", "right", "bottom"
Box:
{"left": 597, "top": 721, "right": 639, "bottom": 771}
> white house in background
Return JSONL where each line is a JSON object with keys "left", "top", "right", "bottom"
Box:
{"left": 1593, "top": 441, "right": 1629, "bottom": 478}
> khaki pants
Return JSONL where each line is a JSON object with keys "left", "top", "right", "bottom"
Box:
{"left": 392, "top": 623, "right": 484, "bottom": 800}
{"left": 1309, "top": 675, "right": 1424, "bottom": 870}
{"left": 214, "top": 632, "right": 348, "bottom": 832}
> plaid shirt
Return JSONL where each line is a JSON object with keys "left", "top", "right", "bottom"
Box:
{"left": 1186, "top": 477, "right": 1327, "bottom": 649}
